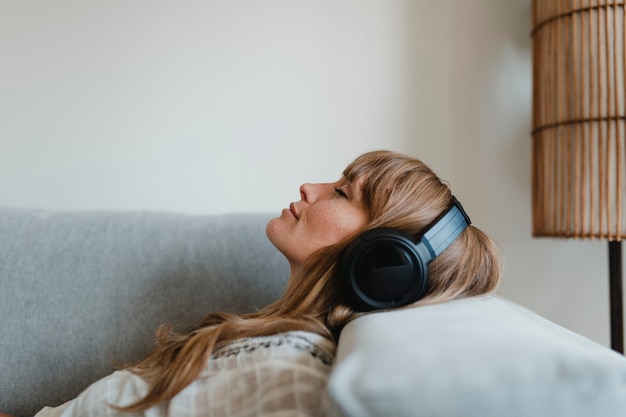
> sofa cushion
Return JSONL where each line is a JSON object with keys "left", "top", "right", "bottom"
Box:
{"left": 328, "top": 295, "right": 626, "bottom": 417}
{"left": 0, "top": 209, "right": 289, "bottom": 417}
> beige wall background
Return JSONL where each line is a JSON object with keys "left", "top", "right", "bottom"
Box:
{"left": 0, "top": 0, "right": 618, "bottom": 347}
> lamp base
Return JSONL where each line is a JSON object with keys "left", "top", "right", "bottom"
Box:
{"left": 609, "top": 241, "right": 623, "bottom": 354}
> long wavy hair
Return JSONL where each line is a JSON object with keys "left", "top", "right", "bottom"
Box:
{"left": 113, "top": 150, "right": 501, "bottom": 412}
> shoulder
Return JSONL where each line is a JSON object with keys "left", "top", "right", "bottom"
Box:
{"left": 187, "top": 332, "right": 336, "bottom": 415}
{"left": 34, "top": 370, "right": 149, "bottom": 417}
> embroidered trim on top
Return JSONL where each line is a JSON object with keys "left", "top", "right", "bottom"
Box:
{"left": 211, "top": 332, "right": 334, "bottom": 366}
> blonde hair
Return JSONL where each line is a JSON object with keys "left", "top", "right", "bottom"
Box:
{"left": 114, "top": 150, "right": 501, "bottom": 412}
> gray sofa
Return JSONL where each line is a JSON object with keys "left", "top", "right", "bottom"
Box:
{"left": 2, "top": 208, "right": 626, "bottom": 417}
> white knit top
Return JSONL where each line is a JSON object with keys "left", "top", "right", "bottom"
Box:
{"left": 35, "top": 331, "right": 335, "bottom": 417}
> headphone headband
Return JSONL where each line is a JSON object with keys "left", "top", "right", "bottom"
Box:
{"left": 421, "top": 198, "right": 471, "bottom": 260}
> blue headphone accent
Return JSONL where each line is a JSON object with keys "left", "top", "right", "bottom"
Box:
{"left": 340, "top": 198, "right": 471, "bottom": 311}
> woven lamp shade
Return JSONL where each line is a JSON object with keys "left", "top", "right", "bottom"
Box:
{"left": 532, "top": 0, "right": 626, "bottom": 241}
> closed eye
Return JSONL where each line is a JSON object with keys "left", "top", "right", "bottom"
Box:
{"left": 335, "top": 187, "right": 347, "bottom": 198}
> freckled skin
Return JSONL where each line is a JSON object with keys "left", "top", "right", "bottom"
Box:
{"left": 266, "top": 178, "right": 368, "bottom": 272}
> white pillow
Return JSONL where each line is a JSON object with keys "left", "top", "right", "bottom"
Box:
{"left": 328, "top": 295, "right": 626, "bottom": 417}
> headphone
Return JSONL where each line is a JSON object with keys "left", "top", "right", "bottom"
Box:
{"left": 340, "top": 197, "right": 471, "bottom": 311}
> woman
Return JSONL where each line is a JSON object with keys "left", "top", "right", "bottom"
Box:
{"left": 14, "top": 150, "right": 500, "bottom": 417}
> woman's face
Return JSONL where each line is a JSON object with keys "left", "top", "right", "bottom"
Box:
{"left": 266, "top": 177, "right": 368, "bottom": 271}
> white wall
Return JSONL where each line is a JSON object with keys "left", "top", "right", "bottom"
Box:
{"left": 1, "top": 0, "right": 421, "bottom": 214}
{"left": 1, "top": 0, "right": 621, "bottom": 348}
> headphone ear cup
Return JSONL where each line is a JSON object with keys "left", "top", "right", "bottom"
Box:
{"left": 341, "top": 228, "right": 429, "bottom": 311}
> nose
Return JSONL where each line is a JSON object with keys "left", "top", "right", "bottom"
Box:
{"left": 299, "top": 183, "right": 330, "bottom": 203}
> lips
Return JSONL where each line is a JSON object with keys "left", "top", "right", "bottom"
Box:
{"left": 289, "top": 203, "right": 299, "bottom": 219}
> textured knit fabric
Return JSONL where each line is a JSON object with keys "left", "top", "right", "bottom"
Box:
{"left": 34, "top": 331, "right": 335, "bottom": 417}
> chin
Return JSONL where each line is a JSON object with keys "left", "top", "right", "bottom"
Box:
{"left": 265, "top": 218, "right": 300, "bottom": 264}
{"left": 265, "top": 217, "right": 285, "bottom": 251}
{"left": 265, "top": 216, "right": 278, "bottom": 239}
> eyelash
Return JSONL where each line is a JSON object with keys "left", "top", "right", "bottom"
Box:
{"left": 335, "top": 187, "right": 347, "bottom": 198}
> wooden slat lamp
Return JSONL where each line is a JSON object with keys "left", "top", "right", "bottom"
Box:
{"left": 531, "top": 0, "right": 625, "bottom": 353}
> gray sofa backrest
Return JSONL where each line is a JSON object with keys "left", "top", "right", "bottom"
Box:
{"left": 0, "top": 209, "right": 289, "bottom": 417}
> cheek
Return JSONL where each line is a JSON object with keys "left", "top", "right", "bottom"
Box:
{"left": 311, "top": 209, "right": 367, "bottom": 246}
